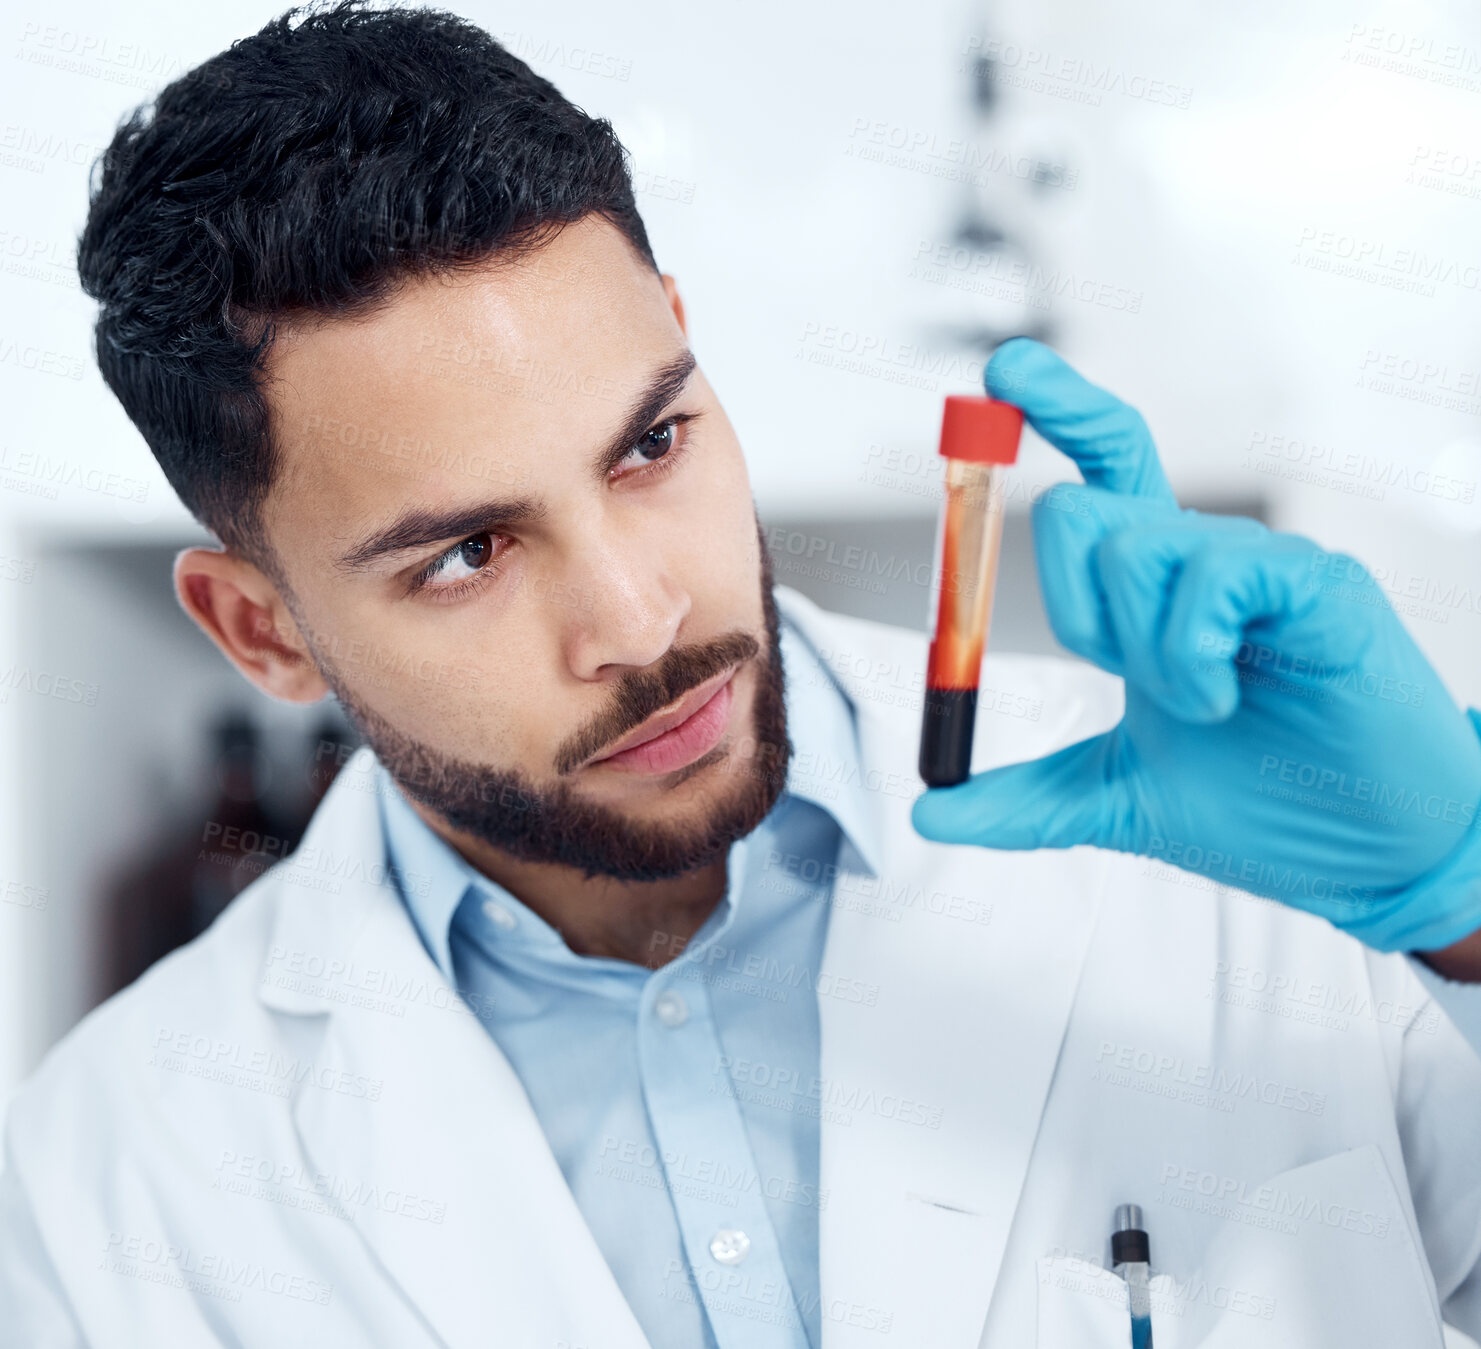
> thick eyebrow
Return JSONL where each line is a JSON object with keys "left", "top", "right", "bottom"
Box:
{"left": 332, "top": 348, "right": 698, "bottom": 574}
{"left": 593, "top": 347, "right": 697, "bottom": 477}
{"left": 334, "top": 497, "right": 548, "bottom": 573}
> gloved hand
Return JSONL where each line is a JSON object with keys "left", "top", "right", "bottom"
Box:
{"left": 911, "top": 338, "right": 1481, "bottom": 953}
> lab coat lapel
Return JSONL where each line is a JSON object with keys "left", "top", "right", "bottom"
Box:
{"left": 805, "top": 612, "right": 1111, "bottom": 1348}
{"left": 259, "top": 754, "right": 648, "bottom": 1349}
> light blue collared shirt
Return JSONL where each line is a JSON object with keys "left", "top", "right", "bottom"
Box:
{"left": 377, "top": 614, "right": 879, "bottom": 1349}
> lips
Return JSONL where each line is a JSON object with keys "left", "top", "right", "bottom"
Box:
{"left": 588, "top": 667, "right": 738, "bottom": 775}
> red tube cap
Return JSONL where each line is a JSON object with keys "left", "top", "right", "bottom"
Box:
{"left": 939, "top": 395, "right": 1023, "bottom": 465}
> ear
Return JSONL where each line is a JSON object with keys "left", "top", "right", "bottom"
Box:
{"left": 173, "top": 547, "right": 329, "bottom": 704}
{"left": 660, "top": 273, "right": 687, "bottom": 336}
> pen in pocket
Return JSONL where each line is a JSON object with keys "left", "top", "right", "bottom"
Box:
{"left": 1112, "top": 1203, "right": 1154, "bottom": 1349}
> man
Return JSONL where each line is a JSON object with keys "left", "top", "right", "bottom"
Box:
{"left": 3, "top": 3, "right": 1480, "bottom": 1346}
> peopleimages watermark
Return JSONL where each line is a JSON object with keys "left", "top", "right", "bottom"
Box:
{"left": 1207, "top": 961, "right": 1440, "bottom": 1036}
{"left": 755, "top": 848, "right": 994, "bottom": 929}
{"left": 213, "top": 1149, "right": 447, "bottom": 1225}
{"left": 1, "top": 876, "right": 49, "bottom": 911}
{"left": 0, "top": 661, "right": 99, "bottom": 707}
{"left": 1407, "top": 146, "right": 1481, "bottom": 202}
{"left": 855, "top": 440, "right": 1092, "bottom": 518}
{"left": 711, "top": 1053, "right": 945, "bottom": 1130}
{"left": 259, "top": 942, "right": 479, "bottom": 1023}
{"left": 1192, "top": 629, "right": 1426, "bottom": 709}
{"left": 646, "top": 928, "right": 881, "bottom": 1008}
{"left": 794, "top": 320, "right": 983, "bottom": 393}
{"left": 1244, "top": 429, "right": 1476, "bottom": 505}
{"left": 961, "top": 34, "right": 1193, "bottom": 109}
{"left": 100, "top": 1230, "right": 332, "bottom": 1306}
{"left": 594, "top": 1133, "right": 828, "bottom": 1211}
{"left": 0, "top": 335, "right": 85, "bottom": 381}
{"left": 1041, "top": 1246, "right": 1275, "bottom": 1323}
{"left": 1143, "top": 835, "right": 1375, "bottom": 912}
{"left": 1092, "top": 1041, "right": 1327, "bottom": 1116}
{"left": 495, "top": 29, "right": 632, "bottom": 81}
{"left": 845, "top": 117, "right": 1077, "bottom": 192}
{"left": 0, "top": 120, "right": 107, "bottom": 176}
{"left": 765, "top": 523, "right": 986, "bottom": 598}
{"left": 1309, "top": 550, "right": 1481, "bottom": 629}
{"left": 301, "top": 408, "right": 539, "bottom": 491}
{"left": 1255, "top": 752, "right": 1478, "bottom": 829}
{"left": 632, "top": 167, "right": 698, "bottom": 206}
{"left": 412, "top": 330, "right": 624, "bottom": 407}
{"left": 910, "top": 238, "right": 1142, "bottom": 314}
{"left": 250, "top": 611, "right": 484, "bottom": 694}
{"left": 0, "top": 442, "right": 150, "bottom": 504}
{"left": 661, "top": 1260, "right": 895, "bottom": 1335}
{"left": 1341, "top": 23, "right": 1481, "bottom": 93}
{"left": 148, "top": 1027, "right": 384, "bottom": 1102}
{"left": 0, "top": 227, "right": 82, "bottom": 291}
{"left": 15, "top": 22, "right": 194, "bottom": 93}
{"left": 1355, "top": 349, "right": 1481, "bottom": 418}
{"left": 1158, "top": 1161, "right": 1390, "bottom": 1239}
{"left": 787, "top": 747, "right": 920, "bottom": 806}
{"left": 1291, "top": 226, "right": 1479, "bottom": 299}
{"left": 200, "top": 820, "right": 434, "bottom": 903}
{"left": 812, "top": 644, "right": 1044, "bottom": 722}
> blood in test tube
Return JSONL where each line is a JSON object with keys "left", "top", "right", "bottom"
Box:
{"left": 918, "top": 395, "right": 1024, "bottom": 787}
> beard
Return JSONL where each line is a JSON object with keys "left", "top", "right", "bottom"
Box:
{"left": 311, "top": 538, "right": 792, "bottom": 882}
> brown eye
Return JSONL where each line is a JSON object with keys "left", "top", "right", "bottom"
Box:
{"left": 611, "top": 417, "right": 687, "bottom": 477}
{"left": 455, "top": 536, "right": 490, "bottom": 567}
{"left": 423, "top": 533, "right": 496, "bottom": 588}
{"left": 637, "top": 423, "right": 674, "bottom": 460}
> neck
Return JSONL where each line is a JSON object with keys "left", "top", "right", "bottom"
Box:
{"left": 409, "top": 799, "right": 727, "bottom": 968}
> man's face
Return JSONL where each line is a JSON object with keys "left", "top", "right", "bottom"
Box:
{"left": 257, "top": 215, "right": 789, "bottom": 879}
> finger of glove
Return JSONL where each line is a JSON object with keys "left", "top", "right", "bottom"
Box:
{"left": 1160, "top": 532, "right": 1375, "bottom": 716}
{"left": 1032, "top": 483, "right": 1181, "bottom": 674}
{"left": 911, "top": 732, "right": 1127, "bottom": 852}
{"left": 984, "top": 338, "right": 1177, "bottom": 504}
{"left": 1092, "top": 513, "right": 1274, "bottom": 723}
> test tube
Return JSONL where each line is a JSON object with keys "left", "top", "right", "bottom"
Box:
{"left": 918, "top": 394, "right": 1023, "bottom": 787}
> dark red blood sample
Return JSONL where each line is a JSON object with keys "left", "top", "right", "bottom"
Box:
{"left": 917, "top": 395, "right": 1022, "bottom": 787}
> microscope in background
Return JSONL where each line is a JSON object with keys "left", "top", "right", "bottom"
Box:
{"left": 914, "top": 8, "right": 1067, "bottom": 356}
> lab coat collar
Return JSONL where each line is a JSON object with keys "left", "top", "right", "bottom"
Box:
{"left": 776, "top": 599, "right": 884, "bottom": 879}
{"left": 256, "top": 755, "right": 650, "bottom": 1348}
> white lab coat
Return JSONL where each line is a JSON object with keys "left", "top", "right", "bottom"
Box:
{"left": 3, "top": 586, "right": 1480, "bottom": 1349}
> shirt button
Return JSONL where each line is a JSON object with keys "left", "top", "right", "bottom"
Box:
{"left": 482, "top": 898, "right": 517, "bottom": 932}
{"left": 709, "top": 1229, "right": 750, "bottom": 1265}
{"left": 653, "top": 991, "right": 688, "bottom": 1027}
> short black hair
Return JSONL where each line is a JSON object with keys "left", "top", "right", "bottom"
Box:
{"left": 77, "top": 0, "right": 657, "bottom": 575}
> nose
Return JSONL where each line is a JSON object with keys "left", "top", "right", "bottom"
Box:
{"left": 560, "top": 527, "right": 691, "bottom": 681}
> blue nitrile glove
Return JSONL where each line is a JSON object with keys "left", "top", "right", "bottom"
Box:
{"left": 911, "top": 338, "right": 1481, "bottom": 953}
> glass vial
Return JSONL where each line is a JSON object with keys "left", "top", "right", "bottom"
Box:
{"left": 918, "top": 396, "right": 1023, "bottom": 787}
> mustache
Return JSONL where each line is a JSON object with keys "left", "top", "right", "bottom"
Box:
{"left": 554, "top": 630, "right": 761, "bottom": 776}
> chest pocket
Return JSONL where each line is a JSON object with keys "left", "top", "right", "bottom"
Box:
{"left": 1035, "top": 1253, "right": 1134, "bottom": 1345}
{"left": 1036, "top": 1145, "right": 1444, "bottom": 1348}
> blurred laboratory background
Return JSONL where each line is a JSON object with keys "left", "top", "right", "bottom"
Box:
{"left": 2, "top": 0, "right": 1479, "bottom": 1101}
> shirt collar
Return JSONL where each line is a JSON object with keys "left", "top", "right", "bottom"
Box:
{"left": 774, "top": 611, "right": 882, "bottom": 879}
{"left": 377, "top": 605, "right": 880, "bottom": 982}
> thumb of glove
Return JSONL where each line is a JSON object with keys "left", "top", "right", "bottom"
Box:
{"left": 911, "top": 732, "right": 1126, "bottom": 852}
